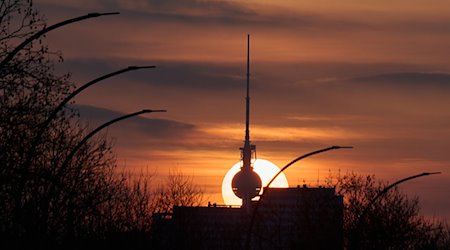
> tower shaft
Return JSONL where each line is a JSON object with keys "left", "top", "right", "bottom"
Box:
{"left": 232, "top": 34, "right": 261, "bottom": 212}
{"left": 242, "top": 34, "right": 253, "bottom": 176}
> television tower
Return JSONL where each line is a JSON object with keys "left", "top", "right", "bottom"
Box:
{"left": 231, "top": 34, "right": 262, "bottom": 212}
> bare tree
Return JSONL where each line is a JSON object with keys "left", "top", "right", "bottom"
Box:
{"left": 149, "top": 170, "right": 208, "bottom": 250}
{"left": 152, "top": 170, "right": 206, "bottom": 214}
{"left": 326, "top": 172, "right": 450, "bottom": 250}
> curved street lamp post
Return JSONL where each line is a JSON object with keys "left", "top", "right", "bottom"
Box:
{"left": 350, "top": 171, "right": 441, "bottom": 250}
{"left": 61, "top": 109, "right": 167, "bottom": 171}
{"left": 0, "top": 12, "right": 119, "bottom": 69}
{"left": 61, "top": 109, "right": 166, "bottom": 242}
{"left": 33, "top": 109, "right": 167, "bottom": 223}
{"left": 245, "top": 145, "right": 353, "bottom": 249}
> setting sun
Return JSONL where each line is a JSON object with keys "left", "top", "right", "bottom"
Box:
{"left": 221, "top": 159, "right": 289, "bottom": 205}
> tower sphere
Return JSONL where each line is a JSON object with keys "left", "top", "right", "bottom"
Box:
{"left": 231, "top": 169, "right": 262, "bottom": 199}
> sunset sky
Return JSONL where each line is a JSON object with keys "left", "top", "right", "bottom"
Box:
{"left": 35, "top": 0, "right": 450, "bottom": 220}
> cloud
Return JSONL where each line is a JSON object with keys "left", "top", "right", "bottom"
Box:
{"left": 351, "top": 72, "right": 450, "bottom": 88}
{"left": 130, "top": 0, "right": 255, "bottom": 18}
{"left": 36, "top": 0, "right": 370, "bottom": 32}
{"left": 202, "top": 123, "right": 374, "bottom": 142}
{"left": 36, "top": 0, "right": 450, "bottom": 70}
{"left": 39, "top": 0, "right": 450, "bottom": 35}
{"left": 127, "top": 61, "right": 246, "bottom": 91}
{"left": 61, "top": 58, "right": 246, "bottom": 92}
{"left": 37, "top": 0, "right": 258, "bottom": 24}
{"left": 74, "top": 104, "right": 195, "bottom": 139}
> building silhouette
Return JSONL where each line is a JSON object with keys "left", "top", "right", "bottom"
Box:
{"left": 151, "top": 186, "right": 343, "bottom": 249}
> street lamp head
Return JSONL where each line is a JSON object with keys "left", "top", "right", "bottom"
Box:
{"left": 127, "top": 65, "right": 156, "bottom": 70}
{"left": 423, "top": 172, "right": 441, "bottom": 175}
{"left": 142, "top": 109, "right": 167, "bottom": 113}
{"left": 87, "top": 12, "right": 120, "bottom": 17}
{"left": 333, "top": 146, "right": 354, "bottom": 149}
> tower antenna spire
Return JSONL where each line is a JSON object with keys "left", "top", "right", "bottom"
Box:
{"left": 245, "top": 34, "right": 250, "bottom": 144}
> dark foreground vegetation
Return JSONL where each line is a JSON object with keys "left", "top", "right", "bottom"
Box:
{"left": 1, "top": 1, "right": 449, "bottom": 249}
{"left": 328, "top": 173, "right": 450, "bottom": 249}
{"left": 0, "top": 1, "right": 203, "bottom": 248}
